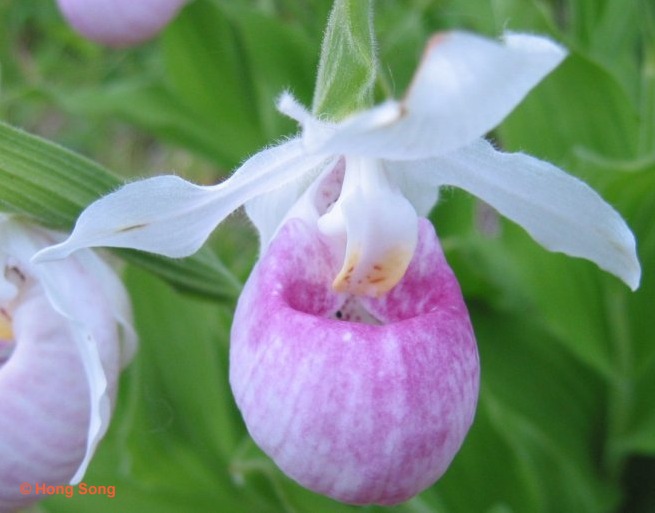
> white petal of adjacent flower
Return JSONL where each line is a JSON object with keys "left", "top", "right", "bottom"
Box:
{"left": 34, "top": 140, "right": 320, "bottom": 262}
{"left": 396, "top": 139, "right": 641, "bottom": 290}
{"left": 71, "top": 251, "right": 137, "bottom": 367}
{"left": 302, "top": 31, "right": 566, "bottom": 160}
{"left": 36, "top": 253, "right": 125, "bottom": 484}
{"left": 318, "top": 158, "right": 418, "bottom": 296}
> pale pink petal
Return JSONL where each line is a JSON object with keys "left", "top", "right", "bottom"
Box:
{"left": 0, "top": 277, "right": 120, "bottom": 510}
{"left": 0, "top": 217, "right": 132, "bottom": 508}
{"left": 230, "top": 218, "right": 478, "bottom": 505}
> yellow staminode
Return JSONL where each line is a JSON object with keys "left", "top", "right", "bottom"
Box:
{"left": 332, "top": 246, "right": 413, "bottom": 298}
{"left": 0, "top": 314, "right": 13, "bottom": 341}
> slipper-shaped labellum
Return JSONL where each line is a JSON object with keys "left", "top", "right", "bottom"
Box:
{"left": 230, "top": 217, "right": 479, "bottom": 504}
{"left": 0, "top": 216, "right": 135, "bottom": 511}
{"left": 56, "top": 0, "right": 188, "bottom": 47}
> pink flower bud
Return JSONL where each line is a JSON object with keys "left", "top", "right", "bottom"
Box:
{"left": 56, "top": 0, "right": 188, "bottom": 47}
{"left": 230, "top": 218, "right": 479, "bottom": 504}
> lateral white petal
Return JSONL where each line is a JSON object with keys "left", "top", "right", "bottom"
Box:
{"left": 303, "top": 31, "right": 566, "bottom": 160}
{"left": 34, "top": 139, "right": 310, "bottom": 261}
{"left": 33, "top": 176, "right": 222, "bottom": 261}
{"left": 400, "top": 139, "right": 641, "bottom": 289}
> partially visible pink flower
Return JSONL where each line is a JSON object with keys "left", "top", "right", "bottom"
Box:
{"left": 56, "top": 0, "right": 188, "bottom": 47}
{"left": 0, "top": 215, "right": 135, "bottom": 511}
{"left": 230, "top": 217, "right": 478, "bottom": 504}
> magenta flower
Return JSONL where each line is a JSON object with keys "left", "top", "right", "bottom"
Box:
{"left": 0, "top": 215, "right": 135, "bottom": 511}
{"left": 56, "top": 0, "right": 188, "bottom": 47}
{"left": 37, "top": 31, "right": 641, "bottom": 504}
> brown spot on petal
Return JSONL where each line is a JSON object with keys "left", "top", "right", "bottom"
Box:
{"left": 117, "top": 223, "right": 149, "bottom": 233}
{"left": 6, "top": 266, "right": 25, "bottom": 283}
{"left": 332, "top": 251, "right": 360, "bottom": 293}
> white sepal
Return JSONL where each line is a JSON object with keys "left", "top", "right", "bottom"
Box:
{"left": 295, "top": 31, "right": 566, "bottom": 160}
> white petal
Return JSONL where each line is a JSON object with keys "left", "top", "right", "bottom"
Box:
{"left": 302, "top": 31, "right": 566, "bottom": 160}
{"left": 384, "top": 160, "right": 440, "bottom": 216}
{"left": 0, "top": 262, "right": 18, "bottom": 304}
{"left": 34, "top": 139, "right": 316, "bottom": 261}
{"left": 36, "top": 259, "right": 115, "bottom": 484}
{"left": 245, "top": 157, "right": 330, "bottom": 250}
{"left": 73, "top": 250, "right": 137, "bottom": 367}
{"left": 277, "top": 92, "right": 340, "bottom": 152}
{"left": 248, "top": 157, "right": 347, "bottom": 251}
{"left": 318, "top": 157, "right": 419, "bottom": 296}
{"left": 396, "top": 139, "right": 641, "bottom": 290}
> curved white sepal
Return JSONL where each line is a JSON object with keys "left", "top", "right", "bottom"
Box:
{"left": 297, "top": 31, "right": 566, "bottom": 160}
{"left": 397, "top": 139, "right": 641, "bottom": 289}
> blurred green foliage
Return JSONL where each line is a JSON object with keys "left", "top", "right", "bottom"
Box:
{"left": 0, "top": 0, "right": 654, "bottom": 512}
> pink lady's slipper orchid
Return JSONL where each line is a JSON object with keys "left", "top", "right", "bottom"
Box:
{"left": 36, "top": 32, "right": 641, "bottom": 504}
{"left": 0, "top": 215, "right": 135, "bottom": 511}
{"left": 56, "top": 0, "right": 188, "bottom": 47}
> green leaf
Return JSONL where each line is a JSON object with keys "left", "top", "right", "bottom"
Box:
{"left": 0, "top": 120, "right": 116, "bottom": 228}
{"left": 218, "top": 3, "right": 317, "bottom": 139}
{"left": 312, "top": 0, "right": 377, "bottom": 119}
{"left": 574, "top": 155, "right": 655, "bottom": 459}
{"left": 53, "top": 79, "right": 245, "bottom": 169}
{"left": 161, "top": 0, "right": 265, "bottom": 164}
{"left": 0, "top": 120, "right": 240, "bottom": 301}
